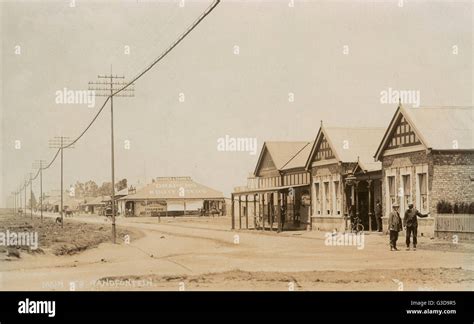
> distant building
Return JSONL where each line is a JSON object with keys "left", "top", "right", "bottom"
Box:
{"left": 80, "top": 196, "right": 106, "bottom": 214}
{"left": 118, "top": 177, "right": 225, "bottom": 217}
{"left": 41, "top": 194, "right": 82, "bottom": 213}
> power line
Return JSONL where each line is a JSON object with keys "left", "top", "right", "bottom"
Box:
{"left": 49, "top": 136, "right": 75, "bottom": 228}
{"left": 113, "top": 0, "right": 220, "bottom": 97}
{"left": 13, "top": 0, "right": 221, "bottom": 226}
{"left": 33, "top": 160, "right": 47, "bottom": 222}
{"left": 88, "top": 69, "right": 135, "bottom": 244}
{"left": 66, "top": 0, "right": 220, "bottom": 149}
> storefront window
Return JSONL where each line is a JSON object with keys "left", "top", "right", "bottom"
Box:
{"left": 314, "top": 183, "right": 320, "bottom": 215}
{"left": 418, "top": 173, "right": 428, "bottom": 212}
{"left": 388, "top": 176, "right": 396, "bottom": 209}
{"left": 402, "top": 174, "right": 411, "bottom": 209}
{"left": 334, "top": 181, "right": 340, "bottom": 214}
{"left": 324, "top": 182, "right": 330, "bottom": 215}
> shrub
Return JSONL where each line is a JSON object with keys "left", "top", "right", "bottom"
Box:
{"left": 437, "top": 200, "right": 474, "bottom": 214}
{"left": 470, "top": 202, "right": 474, "bottom": 214}
{"left": 436, "top": 200, "right": 452, "bottom": 213}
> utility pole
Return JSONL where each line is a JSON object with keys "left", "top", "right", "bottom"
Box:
{"left": 29, "top": 172, "right": 33, "bottom": 219}
{"left": 33, "top": 160, "right": 47, "bottom": 222}
{"left": 24, "top": 178, "right": 27, "bottom": 215}
{"left": 49, "top": 137, "right": 74, "bottom": 228}
{"left": 18, "top": 186, "right": 22, "bottom": 215}
{"left": 88, "top": 67, "right": 134, "bottom": 244}
{"left": 11, "top": 191, "right": 16, "bottom": 215}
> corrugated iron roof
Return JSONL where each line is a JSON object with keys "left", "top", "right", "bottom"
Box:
{"left": 403, "top": 106, "right": 473, "bottom": 150}
{"left": 374, "top": 105, "right": 474, "bottom": 160}
{"left": 306, "top": 126, "right": 384, "bottom": 171}
{"left": 280, "top": 142, "right": 313, "bottom": 170}
{"left": 84, "top": 196, "right": 106, "bottom": 205}
{"left": 254, "top": 141, "right": 311, "bottom": 175}
{"left": 119, "top": 177, "right": 224, "bottom": 200}
{"left": 264, "top": 141, "right": 309, "bottom": 170}
{"left": 42, "top": 195, "right": 82, "bottom": 207}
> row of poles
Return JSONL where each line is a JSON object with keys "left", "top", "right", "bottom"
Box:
{"left": 9, "top": 0, "right": 221, "bottom": 244}
{"left": 12, "top": 161, "right": 45, "bottom": 222}
{"left": 11, "top": 70, "right": 134, "bottom": 243}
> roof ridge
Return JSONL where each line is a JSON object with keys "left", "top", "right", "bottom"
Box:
{"left": 324, "top": 126, "right": 386, "bottom": 129}
{"left": 266, "top": 140, "right": 308, "bottom": 143}
{"left": 406, "top": 106, "right": 474, "bottom": 110}
{"left": 280, "top": 142, "right": 312, "bottom": 170}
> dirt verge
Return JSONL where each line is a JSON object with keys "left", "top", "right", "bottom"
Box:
{"left": 0, "top": 211, "right": 143, "bottom": 259}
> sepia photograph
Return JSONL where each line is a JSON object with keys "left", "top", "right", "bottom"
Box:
{"left": 0, "top": 0, "right": 472, "bottom": 319}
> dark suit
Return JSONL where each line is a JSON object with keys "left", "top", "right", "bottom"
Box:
{"left": 404, "top": 208, "right": 428, "bottom": 247}
{"left": 388, "top": 210, "right": 402, "bottom": 249}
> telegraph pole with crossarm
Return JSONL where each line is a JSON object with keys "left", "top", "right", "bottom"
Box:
{"left": 33, "top": 160, "right": 47, "bottom": 222}
{"left": 88, "top": 66, "right": 135, "bottom": 244}
{"left": 49, "top": 136, "right": 74, "bottom": 228}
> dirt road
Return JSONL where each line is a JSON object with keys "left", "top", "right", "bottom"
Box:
{"left": 1, "top": 212, "right": 473, "bottom": 291}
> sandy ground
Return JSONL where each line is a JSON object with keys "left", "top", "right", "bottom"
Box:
{"left": 1, "top": 210, "right": 473, "bottom": 291}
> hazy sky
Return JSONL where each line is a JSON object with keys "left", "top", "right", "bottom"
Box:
{"left": 1, "top": 0, "right": 472, "bottom": 206}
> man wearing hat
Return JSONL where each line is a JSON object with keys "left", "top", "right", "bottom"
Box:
{"left": 388, "top": 202, "right": 402, "bottom": 251}
{"left": 404, "top": 201, "right": 429, "bottom": 250}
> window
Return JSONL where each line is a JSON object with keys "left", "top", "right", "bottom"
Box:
{"left": 334, "top": 181, "right": 340, "bottom": 215}
{"left": 324, "top": 182, "right": 330, "bottom": 215}
{"left": 418, "top": 173, "right": 428, "bottom": 212}
{"left": 402, "top": 174, "right": 411, "bottom": 209}
{"left": 314, "top": 183, "right": 321, "bottom": 215}
{"left": 388, "top": 176, "right": 396, "bottom": 209}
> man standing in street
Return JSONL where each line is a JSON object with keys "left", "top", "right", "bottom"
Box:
{"left": 388, "top": 203, "right": 402, "bottom": 251}
{"left": 404, "top": 202, "right": 429, "bottom": 251}
{"left": 375, "top": 199, "right": 383, "bottom": 232}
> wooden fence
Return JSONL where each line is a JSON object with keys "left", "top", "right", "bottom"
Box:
{"left": 435, "top": 214, "right": 474, "bottom": 240}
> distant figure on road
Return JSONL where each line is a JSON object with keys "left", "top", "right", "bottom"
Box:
{"left": 404, "top": 202, "right": 429, "bottom": 251}
{"left": 375, "top": 199, "right": 383, "bottom": 232}
{"left": 388, "top": 203, "right": 402, "bottom": 251}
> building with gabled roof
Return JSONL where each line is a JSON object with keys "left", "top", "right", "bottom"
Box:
{"left": 374, "top": 105, "right": 474, "bottom": 237}
{"left": 232, "top": 141, "right": 313, "bottom": 232}
{"left": 231, "top": 104, "right": 473, "bottom": 236}
{"left": 305, "top": 124, "right": 385, "bottom": 232}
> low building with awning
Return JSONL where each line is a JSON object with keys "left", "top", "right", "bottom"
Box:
{"left": 231, "top": 141, "right": 313, "bottom": 232}
{"left": 41, "top": 194, "right": 82, "bottom": 213}
{"left": 118, "top": 177, "right": 225, "bottom": 217}
{"left": 80, "top": 196, "right": 106, "bottom": 214}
